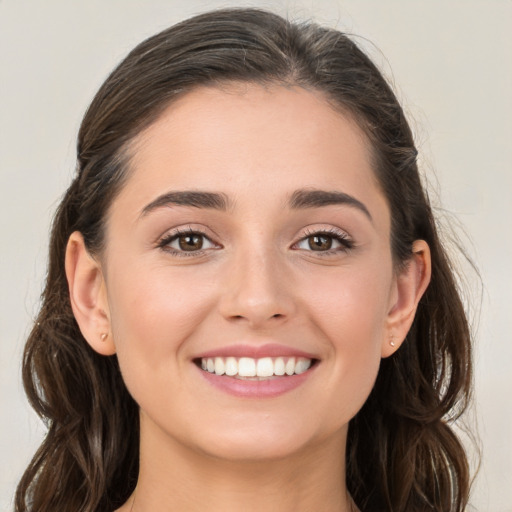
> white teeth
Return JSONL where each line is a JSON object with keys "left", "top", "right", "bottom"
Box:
{"left": 225, "top": 357, "right": 238, "bottom": 376}
{"left": 256, "top": 357, "right": 274, "bottom": 377}
{"left": 285, "top": 357, "right": 296, "bottom": 376}
{"left": 200, "top": 356, "right": 313, "bottom": 378}
{"left": 294, "top": 358, "right": 310, "bottom": 374}
{"left": 214, "top": 357, "right": 225, "bottom": 375}
{"left": 238, "top": 357, "right": 256, "bottom": 377}
{"left": 274, "top": 357, "right": 285, "bottom": 375}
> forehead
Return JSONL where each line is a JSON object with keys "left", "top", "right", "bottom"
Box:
{"left": 116, "top": 83, "right": 387, "bottom": 224}
{"left": 133, "top": 83, "right": 369, "bottom": 159}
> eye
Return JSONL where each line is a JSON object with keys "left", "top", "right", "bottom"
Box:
{"left": 158, "top": 229, "right": 219, "bottom": 255}
{"left": 294, "top": 229, "right": 353, "bottom": 253}
{"left": 302, "top": 234, "right": 334, "bottom": 251}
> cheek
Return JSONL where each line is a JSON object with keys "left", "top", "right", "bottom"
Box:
{"left": 302, "top": 262, "right": 392, "bottom": 345}
{"left": 105, "top": 262, "right": 217, "bottom": 380}
{"left": 299, "top": 263, "right": 392, "bottom": 408}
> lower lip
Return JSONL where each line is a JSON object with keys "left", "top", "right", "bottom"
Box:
{"left": 195, "top": 364, "right": 316, "bottom": 398}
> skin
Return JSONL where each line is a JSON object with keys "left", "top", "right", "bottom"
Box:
{"left": 66, "top": 84, "right": 431, "bottom": 512}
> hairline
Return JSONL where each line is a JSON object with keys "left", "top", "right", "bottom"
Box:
{"left": 94, "top": 79, "right": 395, "bottom": 264}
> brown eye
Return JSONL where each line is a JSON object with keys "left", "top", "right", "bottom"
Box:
{"left": 178, "top": 234, "right": 203, "bottom": 251}
{"left": 308, "top": 235, "right": 333, "bottom": 251}
{"left": 294, "top": 229, "right": 353, "bottom": 254}
{"left": 159, "top": 230, "right": 218, "bottom": 255}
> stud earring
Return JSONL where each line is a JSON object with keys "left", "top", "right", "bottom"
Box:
{"left": 390, "top": 335, "right": 396, "bottom": 347}
{"left": 100, "top": 333, "right": 109, "bottom": 342}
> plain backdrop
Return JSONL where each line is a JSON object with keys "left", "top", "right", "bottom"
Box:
{"left": 1, "top": 1, "right": 511, "bottom": 510}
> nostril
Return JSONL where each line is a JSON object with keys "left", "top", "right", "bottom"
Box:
{"left": 229, "top": 313, "right": 284, "bottom": 320}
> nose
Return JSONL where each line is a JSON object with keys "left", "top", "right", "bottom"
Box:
{"left": 218, "top": 246, "right": 296, "bottom": 329}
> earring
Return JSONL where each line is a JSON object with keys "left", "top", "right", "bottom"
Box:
{"left": 100, "top": 333, "right": 109, "bottom": 342}
{"left": 390, "top": 335, "right": 396, "bottom": 347}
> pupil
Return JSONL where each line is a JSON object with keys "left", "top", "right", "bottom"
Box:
{"left": 309, "top": 235, "right": 332, "bottom": 251}
{"left": 179, "top": 234, "right": 203, "bottom": 251}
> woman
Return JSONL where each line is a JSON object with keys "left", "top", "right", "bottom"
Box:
{"left": 15, "top": 8, "right": 472, "bottom": 512}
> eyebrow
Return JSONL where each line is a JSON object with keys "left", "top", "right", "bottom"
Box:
{"left": 140, "top": 190, "right": 231, "bottom": 217}
{"left": 140, "top": 188, "right": 371, "bottom": 221}
{"left": 289, "top": 189, "right": 372, "bottom": 220}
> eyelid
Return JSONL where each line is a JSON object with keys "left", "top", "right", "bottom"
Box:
{"left": 157, "top": 226, "right": 222, "bottom": 256}
{"left": 156, "top": 224, "right": 353, "bottom": 257}
{"left": 292, "top": 226, "right": 354, "bottom": 253}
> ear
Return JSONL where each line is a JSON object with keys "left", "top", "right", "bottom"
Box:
{"left": 65, "top": 231, "right": 116, "bottom": 355}
{"left": 382, "top": 240, "right": 431, "bottom": 358}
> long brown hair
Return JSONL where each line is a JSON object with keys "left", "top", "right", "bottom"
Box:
{"left": 16, "top": 8, "right": 472, "bottom": 511}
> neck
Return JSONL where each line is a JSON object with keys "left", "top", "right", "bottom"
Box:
{"left": 123, "top": 416, "right": 356, "bottom": 512}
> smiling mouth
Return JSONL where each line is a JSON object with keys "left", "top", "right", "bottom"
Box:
{"left": 196, "top": 356, "right": 316, "bottom": 379}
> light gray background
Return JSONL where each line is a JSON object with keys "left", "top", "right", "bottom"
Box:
{"left": 1, "top": 1, "right": 510, "bottom": 510}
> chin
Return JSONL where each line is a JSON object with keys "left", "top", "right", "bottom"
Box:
{"left": 197, "top": 434, "right": 311, "bottom": 462}
{"left": 182, "top": 412, "right": 344, "bottom": 463}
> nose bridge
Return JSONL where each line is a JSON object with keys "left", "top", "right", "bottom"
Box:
{"left": 219, "top": 235, "right": 294, "bottom": 326}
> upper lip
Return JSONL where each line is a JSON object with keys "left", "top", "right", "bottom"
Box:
{"left": 194, "top": 343, "right": 318, "bottom": 360}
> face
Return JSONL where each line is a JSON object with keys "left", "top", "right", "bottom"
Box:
{"left": 101, "top": 84, "right": 398, "bottom": 461}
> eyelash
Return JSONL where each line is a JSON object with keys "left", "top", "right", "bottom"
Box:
{"left": 157, "top": 226, "right": 354, "bottom": 257}
{"left": 293, "top": 227, "right": 354, "bottom": 255}
{"left": 157, "top": 227, "right": 219, "bottom": 257}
